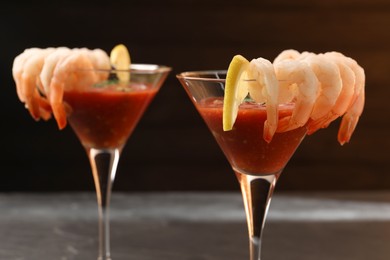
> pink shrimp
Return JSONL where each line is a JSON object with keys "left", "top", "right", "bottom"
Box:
{"left": 246, "top": 49, "right": 365, "bottom": 145}
{"left": 46, "top": 49, "right": 109, "bottom": 129}
{"left": 247, "top": 58, "right": 279, "bottom": 142}
{"left": 13, "top": 48, "right": 39, "bottom": 102}
{"left": 12, "top": 48, "right": 55, "bottom": 120}
{"left": 12, "top": 47, "right": 111, "bottom": 129}
{"left": 273, "top": 49, "right": 301, "bottom": 64}
{"left": 307, "top": 53, "right": 356, "bottom": 134}
{"left": 40, "top": 47, "right": 72, "bottom": 96}
{"left": 300, "top": 54, "right": 343, "bottom": 133}
{"left": 324, "top": 52, "right": 365, "bottom": 145}
{"left": 274, "top": 59, "right": 319, "bottom": 132}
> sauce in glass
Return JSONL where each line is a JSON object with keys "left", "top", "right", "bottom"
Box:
{"left": 197, "top": 97, "right": 307, "bottom": 175}
{"left": 64, "top": 83, "right": 158, "bottom": 149}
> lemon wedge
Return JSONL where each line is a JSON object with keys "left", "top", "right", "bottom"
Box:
{"left": 223, "top": 55, "right": 250, "bottom": 131}
{"left": 110, "top": 44, "right": 131, "bottom": 82}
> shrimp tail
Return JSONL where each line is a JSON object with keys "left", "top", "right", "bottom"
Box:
{"left": 277, "top": 99, "right": 315, "bottom": 133}
{"left": 49, "top": 79, "right": 67, "bottom": 129}
{"left": 338, "top": 115, "right": 357, "bottom": 145}
{"left": 52, "top": 103, "right": 67, "bottom": 129}
{"left": 21, "top": 76, "right": 41, "bottom": 120}
{"left": 37, "top": 96, "right": 52, "bottom": 121}
{"left": 307, "top": 116, "right": 331, "bottom": 135}
{"left": 263, "top": 119, "right": 276, "bottom": 143}
{"left": 337, "top": 89, "right": 365, "bottom": 145}
{"left": 263, "top": 94, "right": 278, "bottom": 143}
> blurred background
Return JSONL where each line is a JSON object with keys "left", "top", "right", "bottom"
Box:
{"left": 0, "top": 0, "right": 388, "bottom": 192}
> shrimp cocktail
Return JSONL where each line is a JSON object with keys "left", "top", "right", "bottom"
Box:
{"left": 12, "top": 45, "right": 171, "bottom": 260}
{"left": 177, "top": 49, "right": 365, "bottom": 260}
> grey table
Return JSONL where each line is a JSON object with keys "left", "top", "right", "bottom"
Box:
{"left": 1, "top": 192, "right": 390, "bottom": 260}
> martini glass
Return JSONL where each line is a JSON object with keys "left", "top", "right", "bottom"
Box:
{"left": 63, "top": 64, "right": 171, "bottom": 260}
{"left": 177, "top": 70, "right": 307, "bottom": 260}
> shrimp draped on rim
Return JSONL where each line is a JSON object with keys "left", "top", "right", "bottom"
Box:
{"left": 223, "top": 49, "right": 365, "bottom": 145}
{"left": 12, "top": 47, "right": 111, "bottom": 129}
{"left": 223, "top": 55, "right": 279, "bottom": 143}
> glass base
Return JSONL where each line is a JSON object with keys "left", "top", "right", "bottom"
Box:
{"left": 97, "top": 257, "right": 112, "bottom": 260}
{"left": 235, "top": 170, "right": 281, "bottom": 260}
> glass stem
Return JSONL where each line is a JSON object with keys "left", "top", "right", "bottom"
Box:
{"left": 235, "top": 170, "right": 281, "bottom": 260}
{"left": 87, "top": 148, "right": 120, "bottom": 260}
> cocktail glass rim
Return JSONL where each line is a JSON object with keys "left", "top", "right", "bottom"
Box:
{"left": 176, "top": 70, "right": 227, "bottom": 82}
{"left": 78, "top": 63, "right": 172, "bottom": 74}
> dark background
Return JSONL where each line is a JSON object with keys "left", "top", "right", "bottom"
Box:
{"left": 0, "top": 0, "right": 388, "bottom": 192}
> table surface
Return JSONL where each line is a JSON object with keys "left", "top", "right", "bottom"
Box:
{"left": 1, "top": 191, "right": 390, "bottom": 260}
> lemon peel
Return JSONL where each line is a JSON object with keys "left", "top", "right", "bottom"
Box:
{"left": 223, "top": 55, "right": 250, "bottom": 131}
{"left": 110, "top": 44, "right": 131, "bottom": 82}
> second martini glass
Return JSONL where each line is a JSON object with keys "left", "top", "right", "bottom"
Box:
{"left": 64, "top": 64, "right": 171, "bottom": 260}
{"left": 177, "top": 70, "right": 307, "bottom": 260}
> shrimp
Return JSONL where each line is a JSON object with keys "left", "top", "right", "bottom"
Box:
{"left": 13, "top": 48, "right": 39, "bottom": 102}
{"left": 307, "top": 54, "right": 356, "bottom": 134}
{"left": 12, "top": 48, "right": 55, "bottom": 120}
{"left": 300, "top": 53, "right": 343, "bottom": 133}
{"left": 40, "top": 47, "right": 72, "bottom": 96}
{"left": 12, "top": 47, "right": 111, "bottom": 129}
{"left": 247, "top": 58, "right": 279, "bottom": 142}
{"left": 235, "top": 50, "right": 364, "bottom": 145}
{"left": 324, "top": 52, "right": 365, "bottom": 145}
{"left": 273, "top": 49, "right": 301, "bottom": 64}
{"left": 47, "top": 49, "right": 107, "bottom": 129}
{"left": 86, "top": 48, "right": 112, "bottom": 80}
{"left": 274, "top": 59, "right": 319, "bottom": 132}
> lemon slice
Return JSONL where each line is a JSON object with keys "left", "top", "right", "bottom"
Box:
{"left": 223, "top": 55, "right": 250, "bottom": 131}
{"left": 110, "top": 44, "right": 131, "bottom": 82}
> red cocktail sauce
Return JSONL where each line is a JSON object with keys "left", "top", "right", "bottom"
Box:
{"left": 197, "top": 98, "right": 307, "bottom": 175}
{"left": 63, "top": 84, "right": 158, "bottom": 149}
